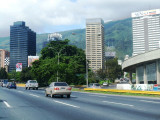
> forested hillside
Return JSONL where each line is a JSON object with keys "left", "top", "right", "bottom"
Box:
{"left": 0, "top": 18, "right": 132, "bottom": 60}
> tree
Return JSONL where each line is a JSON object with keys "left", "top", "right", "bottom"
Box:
{"left": 96, "top": 69, "right": 106, "bottom": 80}
{"left": 31, "top": 39, "right": 86, "bottom": 86}
{"left": 20, "top": 67, "right": 35, "bottom": 83}
{"left": 0, "top": 68, "right": 8, "bottom": 79}
{"left": 105, "top": 58, "right": 123, "bottom": 83}
{"left": 96, "top": 58, "right": 123, "bottom": 83}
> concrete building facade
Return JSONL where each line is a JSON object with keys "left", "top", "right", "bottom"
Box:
{"left": 0, "top": 49, "right": 10, "bottom": 68}
{"left": 86, "top": 18, "right": 105, "bottom": 71}
{"left": 122, "top": 49, "right": 160, "bottom": 84}
{"left": 132, "top": 9, "right": 160, "bottom": 56}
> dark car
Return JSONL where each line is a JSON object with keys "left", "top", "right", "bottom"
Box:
{"left": 8, "top": 82, "right": 17, "bottom": 89}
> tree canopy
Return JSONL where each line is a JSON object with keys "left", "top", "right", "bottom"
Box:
{"left": 31, "top": 39, "right": 86, "bottom": 86}
{"left": 0, "top": 68, "right": 8, "bottom": 79}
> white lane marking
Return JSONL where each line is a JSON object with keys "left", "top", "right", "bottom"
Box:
{"left": 89, "top": 94, "right": 106, "bottom": 97}
{"left": 53, "top": 100, "right": 80, "bottom": 108}
{"left": 18, "top": 91, "right": 24, "bottom": 93}
{"left": 29, "top": 94, "right": 40, "bottom": 98}
{"left": 140, "top": 100, "right": 160, "bottom": 104}
{"left": 103, "top": 101, "right": 134, "bottom": 107}
{"left": 3, "top": 101, "right": 12, "bottom": 108}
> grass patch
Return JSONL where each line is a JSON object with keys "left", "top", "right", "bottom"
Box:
{"left": 72, "top": 88, "right": 160, "bottom": 98}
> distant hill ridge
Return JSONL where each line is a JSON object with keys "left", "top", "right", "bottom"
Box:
{"left": 0, "top": 18, "right": 132, "bottom": 60}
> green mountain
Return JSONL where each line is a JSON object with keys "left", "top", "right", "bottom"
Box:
{"left": 0, "top": 18, "right": 132, "bottom": 60}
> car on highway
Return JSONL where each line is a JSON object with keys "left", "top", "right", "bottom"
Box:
{"left": 45, "top": 82, "right": 72, "bottom": 98}
{"left": 0, "top": 81, "right": 2, "bottom": 87}
{"left": 1, "top": 79, "right": 8, "bottom": 87}
{"left": 6, "top": 82, "right": 12, "bottom": 88}
{"left": 8, "top": 82, "right": 17, "bottom": 89}
{"left": 103, "top": 82, "right": 108, "bottom": 86}
{"left": 25, "top": 80, "right": 38, "bottom": 90}
{"left": 88, "top": 83, "right": 101, "bottom": 89}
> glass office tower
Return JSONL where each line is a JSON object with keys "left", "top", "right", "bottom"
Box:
{"left": 9, "top": 21, "right": 36, "bottom": 72}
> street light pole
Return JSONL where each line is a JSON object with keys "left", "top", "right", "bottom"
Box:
{"left": 48, "top": 47, "right": 65, "bottom": 82}
{"left": 57, "top": 52, "right": 60, "bottom": 82}
{"left": 56, "top": 48, "right": 65, "bottom": 82}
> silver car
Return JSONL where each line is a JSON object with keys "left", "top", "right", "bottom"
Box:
{"left": 45, "top": 82, "right": 72, "bottom": 98}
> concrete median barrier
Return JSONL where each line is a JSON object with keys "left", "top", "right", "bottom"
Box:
{"left": 17, "top": 84, "right": 25, "bottom": 87}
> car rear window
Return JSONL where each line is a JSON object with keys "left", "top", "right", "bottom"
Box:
{"left": 94, "top": 84, "right": 100, "bottom": 86}
{"left": 54, "top": 82, "right": 68, "bottom": 86}
{"left": 29, "top": 81, "right": 37, "bottom": 83}
{"left": 11, "top": 82, "right": 16, "bottom": 85}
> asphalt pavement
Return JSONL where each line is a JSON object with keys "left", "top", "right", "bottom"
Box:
{"left": 0, "top": 87, "right": 160, "bottom": 120}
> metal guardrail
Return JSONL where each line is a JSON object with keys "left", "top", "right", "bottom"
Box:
{"left": 84, "top": 88, "right": 160, "bottom": 95}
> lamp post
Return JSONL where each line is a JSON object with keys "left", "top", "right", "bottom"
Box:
{"left": 86, "top": 60, "right": 88, "bottom": 88}
{"left": 48, "top": 47, "right": 65, "bottom": 82}
{"left": 56, "top": 48, "right": 65, "bottom": 82}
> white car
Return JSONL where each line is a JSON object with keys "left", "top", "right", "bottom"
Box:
{"left": 25, "top": 80, "right": 38, "bottom": 90}
{"left": 103, "top": 82, "right": 108, "bottom": 86}
{"left": 88, "top": 83, "right": 101, "bottom": 89}
{"left": 45, "top": 82, "right": 72, "bottom": 98}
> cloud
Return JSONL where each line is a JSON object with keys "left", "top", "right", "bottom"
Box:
{"left": 0, "top": 0, "right": 160, "bottom": 37}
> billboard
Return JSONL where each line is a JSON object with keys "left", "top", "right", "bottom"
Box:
{"left": 132, "top": 9, "right": 160, "bottom": 18}
{"left": 28, "top": 56, "right": 39, "bottom": 67}
{"left": 16, "top": 63, "right": 22, "bottom": 72}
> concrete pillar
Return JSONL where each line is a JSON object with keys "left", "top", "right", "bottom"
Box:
{"left": 156, "top": 60, "right": 160, "bottom": 84}
{"left": 136, "top": 68, "right": 139, "bottom": 84}
{"left": 144, "top": 65, "right": 147, "bottom": 84}
{"left": 129, "top": 72, "right": 132, "bottom": 84}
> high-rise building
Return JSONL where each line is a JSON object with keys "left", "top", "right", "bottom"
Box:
{"left": 0, "top": 49, "right": 10, "bottom": 68}
{"left": 9, "top": 21, "right": 36, "bottom": 72}
{"left": 132, "top": 9, "right": 160, "bottom": 56}
{"left": 86, "top": 18, "right": 105, "bottom": 71}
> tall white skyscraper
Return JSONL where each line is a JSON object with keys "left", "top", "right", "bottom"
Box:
{"left": 132, "top": 9, "right": 160, "bottom": 56}
{"left": 86, "top": 18, "right": 105, "bottom": 71}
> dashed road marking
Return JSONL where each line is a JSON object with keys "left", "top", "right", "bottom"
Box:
{"left": 18, "top": 91, "right": 24, "bottom": 93}
{"left": 103, "top": 101, "right": 134, "bottom": 107}
{"left": 53, "top": 100, "right": 80, "bottom": 108}
{"left": 29, "top": 94, "right": 40, "bottom": 98}
{"left": 3, "top": 101, "right": 12, "bottom": 108}
{"left": 140, "top": 100, "right": 160, "bottom": 104}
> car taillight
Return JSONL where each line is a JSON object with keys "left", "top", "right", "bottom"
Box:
{"left": 67, "top": 87, "right": 72, "bottom": 90}
{"left": 54, "top": 87, "right": 60, "bottom": 90}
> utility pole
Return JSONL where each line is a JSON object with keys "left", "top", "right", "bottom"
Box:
{"left": 86, "top": 60, "right": 88, "bottom": 87}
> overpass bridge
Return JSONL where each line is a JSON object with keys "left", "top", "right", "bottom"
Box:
{"left": 122, "top": 48, "right": 160, "bottom": 84}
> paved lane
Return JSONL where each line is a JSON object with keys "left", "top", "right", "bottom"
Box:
{"left": 0, "top": 87, "right": 160, "bottom": 120}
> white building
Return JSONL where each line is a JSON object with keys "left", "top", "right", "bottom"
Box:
{"left": 132, "top": 9, "right": 160, "bottom": 56}
{"left": 86, "top": 18, "right": 105, "bottom": 71}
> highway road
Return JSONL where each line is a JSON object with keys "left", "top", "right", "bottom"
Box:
{"left": 0, "top": 87, "right": 160, "bottom": 120}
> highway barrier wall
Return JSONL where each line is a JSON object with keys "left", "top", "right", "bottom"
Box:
{"left": 17, "top": 84, "right": 25, "bottom": 87}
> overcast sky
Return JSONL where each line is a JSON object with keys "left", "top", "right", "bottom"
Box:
{"left": 0, "top": 0, "right": 160, "bottom": 37}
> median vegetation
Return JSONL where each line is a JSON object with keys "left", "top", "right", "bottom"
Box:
{"left": 72, "top": 88, "right": 160, "bottom": 98}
